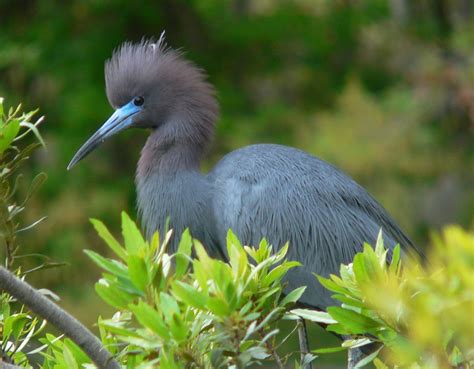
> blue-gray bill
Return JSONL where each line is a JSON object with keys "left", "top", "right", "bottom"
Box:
{"left": 67, "top": 101, "right": 141, "bottom": 170}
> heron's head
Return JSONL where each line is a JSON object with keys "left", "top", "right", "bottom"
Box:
{"left": 68, "top": 34, "right": 218, "bottom": 170}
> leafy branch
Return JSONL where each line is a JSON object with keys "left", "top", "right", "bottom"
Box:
{"left": 0, "top": 267, "right": 120, "bottom": 369}
{"left": 79, "top": 212, "right": 308, "bottom": 369}
{"left": 0, "top": 97, "right": 46, "bottom": 270}
{"left": 0, "top": 97, "right": 119, "bottom": 369}
{"left": 295, "top": 229, "right": 474, "bottom": 368}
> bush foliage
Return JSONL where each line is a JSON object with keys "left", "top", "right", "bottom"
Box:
{"left": 37, "top": 217, "right": 474, "bottom": 369}
{"left": 80, "top": 213, "right": 307, "bottom": 368}
{"left": 303, "top": 229, "right": 474, "bottom": 369}
{"left": 0, "top": 98, "right": 49, "bottom": 366}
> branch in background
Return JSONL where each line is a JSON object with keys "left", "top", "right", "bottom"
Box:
{"left": 347, "top": 347, "right": 365, "bottom": 369}
{"left": 0, "top": 362, "right": 23, "bottom": 369}
{"left": 0, "top": 267, "right": 120, "bottom": 369}
{"left": 297, "top": 318, "right": 313, "bottom": 369}
{"left": 259, "top": 330, "right": 284, "bottom": 369}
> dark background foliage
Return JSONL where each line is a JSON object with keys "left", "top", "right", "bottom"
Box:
{"left": 1, "top": 0, "right": 473, "bottom": 366}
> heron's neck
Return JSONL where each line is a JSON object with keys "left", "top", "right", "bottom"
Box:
{"left": 135, "top": 126, "right": 214, "bottom": 247}
{"left": 137, "top": 131, "right": 204, "bottom": 180}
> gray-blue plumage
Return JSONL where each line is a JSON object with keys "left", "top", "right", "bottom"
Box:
{"left": 137, "top": 142, "right": 413, "bottom": 308}
{"left": 208, "top": 144, "right": 412, "bottom": 308}
{"left": 68, "top": 37, "right": 418, "bottom": 311}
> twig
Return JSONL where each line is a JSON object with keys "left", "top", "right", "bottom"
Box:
{"left": 0, "top": 266, "right": 120, "bottom": 369}
{"left": 0, "top": 362, "right": 23, "bottom": 369}
{"left": 347, "top": 346, "right": 364, "bottom": 369}
{"left": 260, "top": 331, "right": 285, "bottom": 369}
{"left": 297, "top": 318, "right": 313, "bottom": 369}
{"left": 5, "top": 238, "right": 16, "bottom": 270}
{"left": 0, "top": 345, "right": 17, "bottom": 369}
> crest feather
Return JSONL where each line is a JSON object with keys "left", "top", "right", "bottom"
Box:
{"left": 104, "top": 31, "right": 182, "bottom": 107}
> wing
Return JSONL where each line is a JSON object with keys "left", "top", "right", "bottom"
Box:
{"left": 208, "top": 144, "right": 417, "bottom": 309}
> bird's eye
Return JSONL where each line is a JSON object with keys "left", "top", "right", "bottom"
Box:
{"left": 133, "top": 96, "right": 144, "bottom": 106}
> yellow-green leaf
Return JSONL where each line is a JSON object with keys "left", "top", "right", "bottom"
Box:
{"left": 129, "top": 301, "right": 170, "bottom": 339}
{"left": 121, "top": 211, "right": 145, "bottom": 254}
{"left": 128, "top": 255, "right": 149, "bottom": 292}
{"left": 91, "top": 218, "right": 127, "bottom": 260}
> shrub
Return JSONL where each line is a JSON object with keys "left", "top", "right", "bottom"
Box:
{"left": 0, "top": 97, "right": 48, "bottom": 367}
{"left": 301, "top": 228, "right": 474, "bottom": 368}
{"left": 76, "top": 213, "right": 307, "bottom": 368}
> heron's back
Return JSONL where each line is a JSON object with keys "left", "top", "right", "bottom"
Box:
{"left": 208, "top": 144, "right": 414, "bottom": 308}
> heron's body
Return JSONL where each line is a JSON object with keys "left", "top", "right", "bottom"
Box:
{"left": 137, "top": 141, "right": 412, "bottom": 309}
{"left": 69, "top": 37, "right": 418, "bottom": 312}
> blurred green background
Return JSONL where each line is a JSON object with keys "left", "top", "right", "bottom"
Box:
{"left": 1, "top": 0, "right": 473, "bottom": 366}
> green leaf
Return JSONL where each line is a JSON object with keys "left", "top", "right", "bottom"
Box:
{"left": 326, "top": 323, "right": 349, "bottom": 335}
{"left": 245, "top": 238, "right": 271, "bottom": 263}
{"left": 121, "top": 211, "right": 145, "bottom": 254}
{"left": 159, "top": 292, "right": 180, "bottom": 319}
{"left": 18, "top": 119, "right": 45, "bottom": 147}
{"left": 352, "top": 253, "right": 370, "bottom": 285}
{"left": 207, "top": 296, "right": 230, "bottom": 316}
{"left": 313, "top": 346, "right": 347, "bottom": 354}
{"left": 290, "top": 309, "right": 337, "bottom": 324}
{"left": 226, "top": 229, "right": 242, "bottom": 251}
{"left": 4, "top": 313, "right": 29, "bottom": 341}
{"left": 373, "top": 358, "right": 389, "bottom": 369}
{"left": 375, "top": 229, "right": 385, "bottom": 255}
{"left": 10, "top": 314, "right": 29, "bottom": 340}
{"left": 223, "top": 278, "right": 237, "bottom": 308}
{"left": 64, "top": 339, "right": 89, "bottom": 366}
{"left": 90, "top": 218, "right": 127, "bottom": 260}
{"left": 339, "top": 263, "right": 356, "bottom": 284}
{"left": 160, "top": 349, "right": 180, "bottom": 369}
{"left": 361, "top": 244, "right": 383, "bottom": 279}
{"left": 99, "top": 320, "right": 142, "bottom": 338}
{"left": 194, "top": 240, "right": 213, "bottom": 271}
{"left": 252, "top": 307, "right": 285, "bottom": 333}
{"left": 0, "top": 118, "right": 20, "bottom": 154}
{"left": 84, "top": 250, "right": 128, "bottom": 279}
{"left": 255, "top": 286, "right": 280, "bottom": 310}
{"left": 169, "top": 313, "right": 188, "bottom": 342}
{"left": 62, "top": 343, "right": 78, "bottom": 369}
{"left": 274, "top": 242, "right": 290, "bottom": 263}
{"left": 332, "top": 294, "right": 366, "bottom": 309}
{"left": 21, "top": 172, "right": 47, "bottom": 206}
{"left": 243, "top": 312, "right": 261, "bottom": 321}
{"left": 226, "top": 229, "right": 248, "bottom": 278}
{"left": 95, "top": 280, "right": 134, "bottom": 309}
{"left": 171, "top": 281, "right": 207, "bottom": 309}
{"left": 449, "top": 345, "right": 464, "bottom": 366}
{"left": 389, "top": 244, "right": 401, "bottom": 275}
{"left": 342, "top": 338, "right": 373, "bottom": 349}
{"left": 327, "top": 306, "right": 380, "bottom": 334}
{"left": 280, "top": 286, "right": 306, "bottom": 306}
{"left": 175, "top": 229, "right": 192, "bottom": 277}
{"left": 354, "top": 346, "right": 382, "bottom": 368}
{"left": 117, "top": 335, "right": 161, "bottom": 349}
{"left": 316, "top": 275, "right": 349, "bottom": 295}
{"left": 1, "top": 299, "right": 11, "bottom": 319}
{"left": 263, "top": 261, "right": 301, "bottom": 286}
{"left": 128, "top": 254, "right": 149, "bottom": 292}
{"left": 193, "top": 260, "right": 208, "bottom": 294}
{"left": 129, "top": 301, "right": 170, "bottom": 339}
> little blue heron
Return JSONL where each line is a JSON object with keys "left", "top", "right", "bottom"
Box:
{"left": 68, "top": 36, "right": 419, "bottom": 363}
